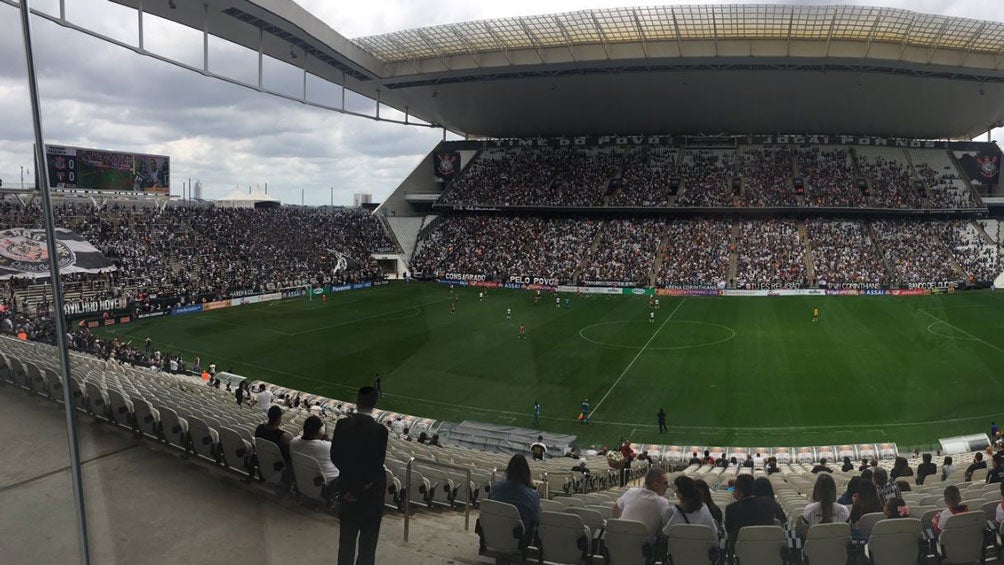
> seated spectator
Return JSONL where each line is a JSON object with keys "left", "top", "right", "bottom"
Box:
{"left": 995, "top": 482, "right": 1004, "bottom": 526}
{"left": 884, "top": 497, "right": 909, "bottom": 519}
{"left": 811, "top": 458, "right": 832, "bottom": 473}
{"left": 890, "top": 456, "right": 913, "bottom": 480}
{"left": 665, "top": 475, "right": 718, "bottom": 532}
{"left": 613, "top": 468, "right": 671, "bottom": 543}
{"left": 849, "top": 480, "right": 883, "bottom": 527}
{"left": 753, "top": 477, "right": 787, "bottom": 524}
{"left": 964, "top": 452, "right": 986, "bottom": 481}
{"left": 916, "top": 453, "right": 937, "bottom": 485}
{"left": 941, "top": 456, "right": 954, "bottom": 481}
{"left": 724, "top": 474, "right": 775, "bottom": 552}
{"left": 803, "top": 473, "right": 850, "bottom": 526}
{"left": 766, "top": 456, "right": 780, "bottom": 475}
{"left": 290, "top": 415, "right": 339, "bottom": 483}
{"left": 696, "top": 479, "right": 724, "bottom": 526}
{"left": 932, "top": 485, "right": 968, "bottom": 537}
{"left": 530, "top": 436, "right": 547, "bottom": 461}
{"left": 874, "top": 468, "right": 901, "bottom": 505}
{"left": 837, "top": 476, "right": 860, "bottom": 506}
{"left": 841, "top": 457, "right": 855, "bottom": 472}
{"left": 255, "top": 405, "right": 292, "bottom": 464}
{"left": 987, "top": 452, "right": 1004, "bottom": 484}
{"left": 489, "top": 454, "right": 541, "bottom": 539}
{"left": 417, "top": 432, "right": 429, "bottom": 444}
{"left": 688, "top": 452, "right": 702, "bottom": 466}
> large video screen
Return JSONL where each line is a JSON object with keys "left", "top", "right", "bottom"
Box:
{"left": 45, "top": 145, "right": 169, "bottom": 194}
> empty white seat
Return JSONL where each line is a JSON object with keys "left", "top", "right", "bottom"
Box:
{"left": 603, "top": 518, "right": 651, "bottom": 565}
{"left": 477, "top": 499, "right": 529, "bottom": 563}
{"left": 187, "top": 416, "right": 220, "bottom": 463}
{"left": 803, "top": 522, "right": 850, "bottom": 565}
{"left": 865, "top": 518, "right": 921, "bottom": 565}
{"left": 937, "top": 511, "right": 986, "bottom": 564}
{"left": 253, "top": 437, "right": 287, "bottom": 487}
{"left": 733, "top": 525, "right": 785, "bottom": 565}
{"left": 218, "top": 427, "right": 252, "bottom": 475}
{"left": 857, "top": 511, "right": 886, "bottom": 539}
{"left": 666, "top": 523, "right": 718, "bottom": 565}
{"left": 538, "top": 511, "right": 590, "bottom": 564}
{"left": 157, "top": 405, "right": 189, "bottom": 451}
{"left": 106, "top": 388, "right": 135, "bottom": 430}
{"left": 291, "top": 453, "right": 332, "bottom": 506}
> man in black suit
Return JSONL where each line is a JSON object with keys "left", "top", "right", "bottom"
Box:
{"left": 331, "top": 386, "right": 388, "bottom": 565}
{"left": 724, "top": 474, "right": 775, "bottom": 555}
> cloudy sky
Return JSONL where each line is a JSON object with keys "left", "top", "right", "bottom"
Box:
{"left": 0, "top": 0, "right": 1000, "bottom": 205}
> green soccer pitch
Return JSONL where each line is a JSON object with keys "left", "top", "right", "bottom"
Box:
{"left": 96, "top": 282, "right": 1004, "bottom": 449}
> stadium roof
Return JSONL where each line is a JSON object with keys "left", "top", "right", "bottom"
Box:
{"left": 75, "top": 2, "right": 1004, "bottom": 138}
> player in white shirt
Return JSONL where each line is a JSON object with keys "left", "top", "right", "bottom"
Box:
{"left": 506, "top": 307, "right": 512, "bottom": 319}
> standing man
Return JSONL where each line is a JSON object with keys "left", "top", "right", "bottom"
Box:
{"left": 331, "top": 386, "right": 388, "bottom": 565}
{"left": 374, "top": 373, "right": 382, "bottom": 397}
{"left": 580, "top": 399, "right": 590, "bottom": 424}
{"left": 532, "top": 401, "right": 541, "bottom": 427}
{"left": 657, "top": 409, "right": 667, "bottom": 434}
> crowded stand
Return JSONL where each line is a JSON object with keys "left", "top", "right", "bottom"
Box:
{"left": 855, "top": 147, "right": 923, "bottom": 209}
{"left": 912, "top": 148, "right": 982, "bottom": 209}
{"left": 578, "top": 219, "right": 665, "bottom": 285}
{"left": 806, "top": 219, "right": 888, "bottom": 287}
{"left": 675, "top": 149, "right": 737, "bottom": 207}
{"left": 607, "top": 147, "right": 678, "bottom": 207}
{"left": 738, "top": 146, "right": 798, "bottom": 207}
{"left": 735, "top": 219, "right": 807, "bottom": 288}
{"left": 797, "top": 147, "right": 864, "bottom": 208}
{"left": 873, "top": 219, "right": 960, "bottom": 283}
{"left": 654, "top": 219, "right": 731, "bottom": 287}
{"left": 0, "top": 202, "right": 391, "bottom": 311}
{"left": 411, "top": 214, "right": 597, "bottom": 282}
{"left": 933, "top": 221, "right": 1001, "bottom": 282}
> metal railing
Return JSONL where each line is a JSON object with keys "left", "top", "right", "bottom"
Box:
{"left": 403, "top": 456, "right": 472, "bottom": 542}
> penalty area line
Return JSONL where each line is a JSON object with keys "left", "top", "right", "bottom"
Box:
{"left": 590, "top": 298, "right": 686, "bottom": 419}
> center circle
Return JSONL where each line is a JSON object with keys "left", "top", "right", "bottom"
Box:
{"left": 578, "top": 320, "right": 737, "bottom": 350}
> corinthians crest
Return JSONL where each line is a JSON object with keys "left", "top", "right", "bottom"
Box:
{"left": 0, "top": 228, "right": 74, "bottom": 273}
{"left": 976, "top": 153, "right": 1000, "bottom": 179}
{"left": 434, "top": 151, "right": 460, "bottom": 180}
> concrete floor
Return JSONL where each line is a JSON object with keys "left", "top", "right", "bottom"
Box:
{"left": 0, "top": 385, "right": 482, "bottom": 565}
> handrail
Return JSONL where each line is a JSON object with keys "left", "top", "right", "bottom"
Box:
{"left": 403, "top": 456, "right": 472, "bottom": 542}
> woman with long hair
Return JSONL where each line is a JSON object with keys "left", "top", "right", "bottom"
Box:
{"left": 890, "top": 456, "right": 913, "bottom": 480}
{"left": 849, "top": 480, "right": 884, "bottom": 525}
{"left": 838, "top": 476, "right": 860, "bottom": 506}
{"left": 803, "top": 473, "right": 849, "bottom": 526}
{"left": 489, "top": 454, "right": 541, "bottom": 535}
{"left": 665, "top": 475, "right": 718, "bottom": 531}
{"left": 695, "top": 478, "right": 723, "bottom": 525}
{"left": 753, "top": 477, "right": 787, "bottom": 524}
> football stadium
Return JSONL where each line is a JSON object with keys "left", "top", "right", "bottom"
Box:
{"left": 5, "top": 1, "right": 1004, "bottom": 564}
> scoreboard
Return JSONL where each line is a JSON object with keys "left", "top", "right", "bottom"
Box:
{"left": 45, "top": 145, "right": 170, "bottom": 194}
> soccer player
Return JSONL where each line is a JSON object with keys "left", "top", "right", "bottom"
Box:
{"left": 322, "top": 293, "right": 327, "bottom": 304}
{"left": 518, "top": 323, "right": 526, "bottom": 339}
{"left": 649, "top": 296, "right": 655, "bottom": 309}
{"left": 555, "top": 296, "right": 561, "bottom": 308}
{"left": 374, "top": 373, "right": 382, "bottom": 397}
{"left": 534, "top": 294, "right": 540, "bottom": 306}
{"left": 812, "top": 307, "right": 819, "bottom": 322}
{"left": 580, "top": 399, "right": 590, "bottom": 424}
{"left": 479, "top": 291, "right": 484, "bottom": 302}
{"left": 654, "top": 298, "right": 660, "bottom": 310}
{"left": 532, "top": 401, "right": 541, "bottom": 426}
{"left": 506, "top": 307, "right": 512, "bottom": 320}
{"left": 450, "top": 302, "right": 456, "bottom": 316}
{"left": 649, "top": 311, "right": 655, "bottom": 323}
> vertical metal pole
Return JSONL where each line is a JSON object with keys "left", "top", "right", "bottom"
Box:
{"left": 404, "top": 457, "right": 414, "bottom": 542}
{"left": 58, "top": 0, "right": 64, "bottom": 19}
{"left": 257, "top": 29, "right": 263, "bottom": 90}
{"left": 330, "top": 187, "right": 333, "bottom": 206}
{"left": 137, "top": 0, "right": 143, "bottom": 52}
{"left": 340, "top": 71, "right": 346, "bottom": 110}
{"left": 18, "top": 2, "right": 90, "bottom": 564}
{"left": 375, "top": 90, "right": 380, "bottom": 120}
{"left": 302, "top": 54, "right": 307, "bottom": 103}
{"left": 202, "top": 3, "right": 209, "bottom": 74}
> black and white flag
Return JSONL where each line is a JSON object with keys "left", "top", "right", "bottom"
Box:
{"left": 0, "top": 228, "right": 115, "bottom": 279}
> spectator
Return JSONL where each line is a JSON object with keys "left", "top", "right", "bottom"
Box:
{"left": 765, "top": 456, "right": 780, "bottom": 475}
{"left": 803, "top": 473, "right": 850, "bottom": 526}
{"left": 290, "top": 415, "right": 339, "bottom": 484}
{"left": 849, "top": 480, "right": 883, "bottom": 527}
{"left": 987, "top": 452, "right": 1004, "bottom": 484}
{"left": 811, "top": 458, "right": 832, "bottom": 474}
{"left": 724, "top": 474, "right": 775, "bottom": 553}
{"left": 695, "top": 479, "right": 723, "bottom": 526}
{"left": 965, "top": 452, "right": 986, "bottom": 482}
{"left": 665, "top": 475, "right": 719, "bottom": 532}
{"left": 890, "top": 457, "right": 913, "bottom": 481}
{"left": 841, "top": 457, "right": 855, "bottom": 473}
{"left": 530, "top": 436, "right": 547, "bottom": 461}
{"left": 489, "top": 454, "right": 541, "bottom": 539}
{"left": 884, "top": 497, "right": 909, "bottom": 519}
{"left": 752, "top": 477, "right": 787, "bottom": 524}
{"left": 331, "top": 386, "right": 387, "bottom": 565}
{"left": 941, "top": 456, "right": 955, "bottom": 481}
{"left": 917, "top": 453, "right": 937, "bottom": 485}
{"left": 838, "top": 476, "right": 860, "bottom": 506}
{"left": 931, "top": 485, "right": 968, "bottom": 537}
{"left": 613, "top": 468, "right": 671, "bottom": 544}
{"left": 874, "top": 468, "right": 901, "bottom": 505}
{"left": 995, "top": 482, "right": 1004, "bottom": 526}
{"left": 254, "top": 405, "right": 292, "bottom": 465}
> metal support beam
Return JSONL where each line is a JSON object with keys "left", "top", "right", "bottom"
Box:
{"left": 302, "top": 52, "right": 307, "bottom": 103}
{"left": 257, "top": 27, "right": 263, "bottom": 90}
{"left": 18, "top": 2, "right": 90, "bottom": 564}
{"left": 137, "top": 0, "right": 143, "bottom": 52}
{"left": 202, "top": 2, "right": 208, "bottom": 74}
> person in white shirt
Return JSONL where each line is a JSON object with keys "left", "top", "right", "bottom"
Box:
{"left": 803, "top": 473, "right": 850, "bottom": 526}
{"left": 256, "top": 384, "right": 273, "bottom": 413}
{"left": 663, "top": 475, "right": 719, "bottom": 534}
{"left": 290, "top": 416, "right": 339, "bottom": 483}
{"left": 391, "top": 417, "right": 405, "bottom": 436}
{"left": 613, "top": 468, "right": 671, "bottom": 543}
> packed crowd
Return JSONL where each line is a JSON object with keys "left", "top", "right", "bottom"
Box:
{"left": 739, "top": 147, "right": 797, "bottom": 207}
{"left": 0, "top": 202, "right": 392, "bottom": 306}
{"left": 607, "top": 148, "right": 677, "bottom": 207}
{"left": 579, "top": 219, "right": 665, "bottom": 285}
{"left": 798, "top": 147, "right": 864, "bottom": 208}
{"left": 735, "top": 219, "right": 807, "bottom": 287}
{"left": 411, "top": 215, "right": 597, "bottom": 282}
{"left": 675, "top": 150, "right": 736, "bottom": 207}
{"left": 856, "top": 151, "right": 922, "bottom": 209}
{"left": 873, "top": 220, "right": 959, "bottom": 283}
{"left": 806, "top": 220, "right": 888, "bottom": 286}
{"left": 654, "top": 219, "right": 731, "bottom": 287}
